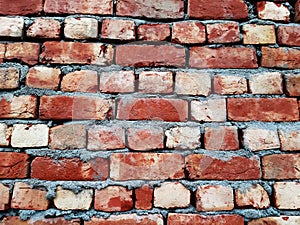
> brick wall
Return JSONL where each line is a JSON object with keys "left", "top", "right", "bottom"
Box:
{"left": 0, "top": 0, "right": 300, "bottom": 224}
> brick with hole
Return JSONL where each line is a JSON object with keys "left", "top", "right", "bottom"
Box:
{"left": 274, "top": 182, "right": 300, "bottom": 209}
{"left": 214, "top": 75, "right": 247, "bottom": 95}
{"left": 242, "top": 24, "right": 276, "bottom": 44}
{"left": 0, "top": 183, "right": 10, "bottom": 210}
{"left": 249, "top": 72, "right": 283, "bottom": 94}
{"left": 285, "top": 74, "right": 300, "bottom": 96}
{"left": 279, "top": 128, "right": 300, "bottom": 151}
{"left": 110, "top": 153, "right": 185, "bottom": 180}
{"left": 5, "top": 42, "right": 40, "bottom": 65}
{"left": 64, "top": 17, "right": 98, "bottom": 39}
{"left": 94, "top": 186, "right": 133, "bottom": 212}
{"left": 1, "top": 217, "right": 80, "bottom": 225}
{"left": 139, "top": 71, "right": 173, "bottom": 94}
{"left": 138, "top": 24, "right": 170, "bottom": 41}
{"left": 27, "top": 18, "right": 61, "bottom": 39}
{"left": 127, "top": 127, "right": 164, "bottom": 151}
{"left": 0, "top": 17, "right": 24, "bottom": 38}
{"left": 0, "top": 152, "right": 30, "bottom": 179}
{"left": 26, "top": 66, "right": 61, "bottom": 90}
{"left": 154, "top": 182, "right": 190, "bottom": 209}
{"left": 277, "top": 26, "right": 300, "bottom": 46}
{"left": 61, "top": 70, "right": 98, "bottom": 93}
{"left": 0, "top": 0, "right": 43, "bottom": 15}
{"left": 207, "top": 22, "right": 240, "bottom": 44}
{"left": 100, "top": 70, "right": 135, "bottom": 93}
{"left": 135, "top": 184, "right": 153, "bottom": 210}
{"left": 0, "top": 67, "right": 19, "bottom": 90}
{"left": 88, "top": 125, "right": 125, "bottom": 150}
{"left": 11, "top": 182, "right": 49, "bottom": 210}
{"left": 0, "top": 123, "right": 11, "bottom": 146}
{"left": 172, "top": 21, "right": 205, "bottom": 44}
{"left": 257, "top": 1, "right": 290, "bottom": 21}
{"left": 101, "top": 19, "right": 135, "bottom": 41}
{"left": 248, "top": 216, "right": 300, "bottom": 225}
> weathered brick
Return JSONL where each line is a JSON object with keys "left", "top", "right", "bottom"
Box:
{"left": 40, "top": 42, "right": 113, "bottom": 65}
{"left": 262, "top": 154, "right": 300, "bottom": 179}
{"left": 27, "top": 18, "right": 61, "bottom": 39}
{"left": 0, "top": 152, "right": 29, "bottom": 179}
{"left": 26, "top": 66, "right": 61, "bottom": 90}
{"left": 0, "top": 17, "right": 24, "bottom": 37}
{"left": 285, "top": 74, "right": 300, "bottom": 96}
{"left": 0, "top": 67, "right": 19, "bottom": 90}
{"left": 61, "top": 70, "right": 98, "bottom": 93}
{"left": 248, "top": 216, "right": 300, "bottom": 225}
{"left": 64, "top": 17, "right": 98, "bottom": 39}
{"left": 175, "top": 72, "right": 211, "bottom": 96}
{"left": 261, "top": 47, "right": 300, "bottom": 69}
{"left": 39, "top": 95, "right": 113, "bottom": 120}
{"left": 214, "top": 75, "right": 247, "bottom": 95}
{"left": 135, "top": 185, "right": 153, "bottom": 210}
{"left": 127, "top": 127, "right": 164, "bottom": 150}
{"left": 100, "top": 71, "right": 135, "bottom": 93}
{"left": 44, "top": 0, "right": 113, "bottom": 15}
{"left": 0, "top": 0, "right": 43, "bottom": 15}
{"left": 49, "top": 124, "right": 86, "bottom": 150}
{"left": 94, "top": 186, "right": 132, "bottom": 211}
{"left": 277, "top": 25, "right": 300, "bottom": 46}
{"left": 186, "top": 154, "right": 261, "bottom": 180}
{"left": 86, "top": 214, "right": 163, "bottom": 225}
{"left": 138, "top": 24, "right": 170, "bottom": 41}
{"left": 190, "top": 47, "right": 258, "bottom": 69}
{"left": 279, "top": 128, "right": 300, "bottom": 151}
{"left": 154, "top": 182, "right": 190, "bottom": 209}
{"left": 243, "top": 127, "right": 280, "bottom": 151}
{"left": 196, "top": 185, "right": 234, "bottom": 211}
{"left": 0, "top": 123, "right": 11, "bottom": 146}
{"left": 204, "top": 126, "right": 239, "bottom": 150}
{"left": 54, "top": 187, "right": 93, "bottom": 210}
{"left": 110, "top": 153, "right": 185, "bottom": 180}
{"left": 274, "top": 182, "right": 300, "bottom": 209}
{"left": 0, "top": 95, "right": 37, "bottom": 119}
{"left": 166, "top": 126, "right": 201, "bottom": 149}
{"left": 5, "top": 42, "right": 40, "bottom": 65}
{"left": 296, "top": 0, "right": 300, "bottom": 22}
{"left": 11, "top": 182, "right": 49, "bottom": 210}
{"left": 139, "top": 71, "right": 173, "bottom": 94}
{"left": 116, "top": 44, "right": 185, "bottom": 67}
{"left": 1, "top": 217, "right": 80, "bottom": 225}
{"left": 235, "top": 184, "right": 270, "bottom": 209}
{"left": 11, "top": 124, "right": 49, "bottom": 148}
{"left": 116, "top": 0, "right": 184, "bottom": 19}
{"left": 172, "top": 21, "right": 205, "bottom": 44}
{"left": 0, "top": 183, "right": 10, "bottom": 210}
{"left": 207, "top": 22, "right": 240, "bottom": 44}
{"left": 242, "top": 24, "right": 276, "bottom": 44}
{"left": 188, "top": 0, "right": 248, "bottom": 19}
{"left": 168, "top": 213, "right": 244, "bottom": 225}
{"left": 117, "top": 98, "right": 188, "bottom": 122}
{"left": 31, "top": 157, "right": 108, "bottom": 181}
{"left": 191, "top": 99, "right": 226, "bottom": 122}
{"left": 249, "top": 72, "right": 283, "bottom": 94}
{"left": 228, "top": 98, "right": 299, "bottom": 122}
{"left": 257, "top": 1, "right": 290, "bottom": 21}
{"left": 0, "top": 44, "right": 5, "bottom": 63}
{"left": 101, "top": 19, "right": 135, "bottom": 41}
{"left": 88, "top": 125, "right": 125, "bottom": 150}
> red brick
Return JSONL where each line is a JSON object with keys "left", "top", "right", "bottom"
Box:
{"left": 188, "top": 0, "right": 248, "bottom": 19}
{"left": 100, "top": 70, "right": 134, "bottom": 93}
{"left": 139, "top": 71, "right": 173, "bottom": 94}
{"left": 248, "top": 216, "right": 300, "bottom": 225}
{"left": 101, "top": 19, "right": 135, "bottom": 41}
{"left": 27, "top": 18, "right": 61, "bottom": 39}
{"left": 0, "top": 0, "right": 43, "bottom": 15}
{"left": 61, "top": 70, "right": 98, "bottom": 93}
{"left": 88, "top": 125, "right": 125, "bottom": 150}
{"left": 26, "top": 66, "right": 61, "bottom": 90}
{"left": 5, "top": 43, "right": 40, "bottom": 65}
{"left": 249, "top": 72, "right": 283, "bottom": 94}
{"left": 39, "top": 95, "right": 113, "bottom": 120}
{"left": 40, "top": 41, "right": 113, "bottom": 65}
{"left": 127, "top": 127, "right": 164, "bottom": 150}
{"left": 207, "top": 22, "right": 240, "bottom": 44}
{"left": 204, "top": 126, "right": 239, "bottom": 150}
{"left": 94, "top": 186, "right": 133, "bottom": 211}
{"left": 116, "top": 44, "right": 185, "bottom": 67}
{"left": 227, "top": 98, "right": 299, "bottom": 122}
{"left": 110, "top": 153, "right": 185, "bottom": 180}
{"left": 190, "top": 47, "right": 258, "bottom": 69}
{"left": 0, "top": 183, "right": 10, "bottom": 210}
{"left": 277, "top": 26, "right": 300, "bottom": 46}
{"left": 44, "top": 0, "right": 113, "bottom": 15}
{"left": 191, "top": 99, "right": 226, "bottom": 122}
{"left": 296, "top": 0, "right": 300, "bottom": 22}
{"left": 167, "top": 213, "right": 244, "bottom": 225}
{"left": 116, "top": 0, "right": 184, "bottom": 19}
{"left": 31, "top": 157, "right": 108, "bottom": 181}
{"left": 242, "top": 24, "right": 276, "bottom": 44}
{"left": 64, "top": 17, "right": 98, "bottom": 39}
{"left": 279, "top": 128, "right": 300, "bottom": 151}
{"left": 135, "top": 185, "right": 153, "bottom": 210}
{"left": 0, "top": 152, "right": 29, "bottom": 179}
{"left": 286, "top": 74, "right": 300, "bottom": 96}
{"left": 0, "top": 43, "right": 5, "bottom": 63}
{"left": 0, "top": 67, "right": 20, "bottom": 90}
{"left": 261, "top": 47, "right": 300, "bottom": 69}
{"left": 274, "top": 182, "right": 300, "bottom": 209}
{"left": 262, "top": 154, "right": 300, "bottom": 179}
{"left": 0, "top": 95, "right": 37, "bottom": 119}
{"left": 1, "top": 217, "right": 80, "bottom": 225}
{"left": 0, "top": 17, "right": 24, "bottom": 38}
{"left": 257, "top": 1, "right": 290, "bottom": 21}
{"left": 186, "top": 154, "right": 261, "bottom": 180}
{"left": 172, "top": 21, "right": 205, "bottom": 44}
{"left": 214, "top": 75, "right": 247, "bottom": 95}
{"left": 138, "top": 24, "right": 170, "bottom": 41}
{"left": 49, "top": 124, "right": 86, "bottom": 150}
{"left": 117, "top": 98, "right": 188, "bottom": 122}
{"left": 11, "top": 182, "right": 49, "bottom": 210}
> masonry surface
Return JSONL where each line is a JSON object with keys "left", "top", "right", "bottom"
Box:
{"left": 0, "top": 0, "right": 300, "bottom": 224}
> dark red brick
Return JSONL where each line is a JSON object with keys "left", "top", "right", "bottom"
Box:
{"left": 0, "top": 152, "right": 29, "bottom": 179}
{"left": 0, "top": 0, "right": 43, "bottom": 15}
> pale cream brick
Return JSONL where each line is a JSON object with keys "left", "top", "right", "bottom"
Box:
{"left": 0, "top": 17, "right": 24, "bottom": 37}
{"left": 242, "top": 24, "right": 276, "bottom": 44}
{"left": 274, "top": 182, "right": 300, "bottom": 209}
{"left": 249, "top": 72, "right": 283, "bottom": 94}
{"left": 191, "top": 99, "right": 226, "bottom": 122}
{"left": 64, "top": 17, "right": 98, "bottom": 39}
{"left": 279, "top": 128, "right": 300, "bottom": 151}
{"left": 166, "top": 126, "right": 200, "bottom": 149}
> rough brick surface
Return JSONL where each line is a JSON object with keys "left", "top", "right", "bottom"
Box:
{"left": 248, "top": 216, "right": 300, "bottom": 225}
{"left": 214, "top": 75, "right": 247, "bottom": 95}
{"left": 64, "top": 17, "right": 98, "bottom": 39}
{"left": 0, "top": 17, "right": 24, "bottom": 37}
{"left": 277, "top": 26, "right": 300, "bottom": 46}
{"left": 101, "top": 19, "right": 135, "bottom": 41}
{"left": 257, "top": 1, "right": 290, "bottom": 21}
{"left": 207, "top": 22, "right": 240, "bottom": 44}
{"left": 165, "top": 126, "right": 201, "bottom": 149}
{"left": 0, "top": 0, "right": 43, "bottom": 15}
{"left": 0, "top": 183, "right": 10, "bottom": 210}
{"left": 0, "top": 123, "right": 10, "bottom": 146}
{"left": 135, "top": 185, "right": 153, "bottom": 210}
{"left": 100, "top": 71, "right": 135, "bottom": 93}
{"left": 0, "top": 152, "right": 29, "bottom": 179}
{"left": 0, "top": 67, "right": 19, "bottom": 90}
{"left": 279, "top": 128, "right": 300, "bottom": 151}
{"left": 285, "top": 74, "right": 300, "bottom": 96}
{"left": 296, "top": 0, "right": 300, "bottom": 22}
{"left": 191, "top": 99, "right": 226, "bottom": 122}
{"left": 172, "top": 21, "right": 205, "bottom": 44}
{"left": 5, "top": 42, "right": 40, "bottom": 65}
{"left": 249, "top": 72, "right": 283, "bottom": 94}
{"left": 139, "top": 71, "right": 173, "bottom": 94}
{"left": 1, "top": 217, "right": 80, "bottom": 225}
{"left": 27, "top": 18, "right": 61, "bottom": 39}
{"left": 242, "top": 24, "right": 276, "bottom": 44}
{"left": 138, "top": 24, "right": 170, "bottom": 41}
{"left": 274, "top": 182, "right": 300, "bottom": 209}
